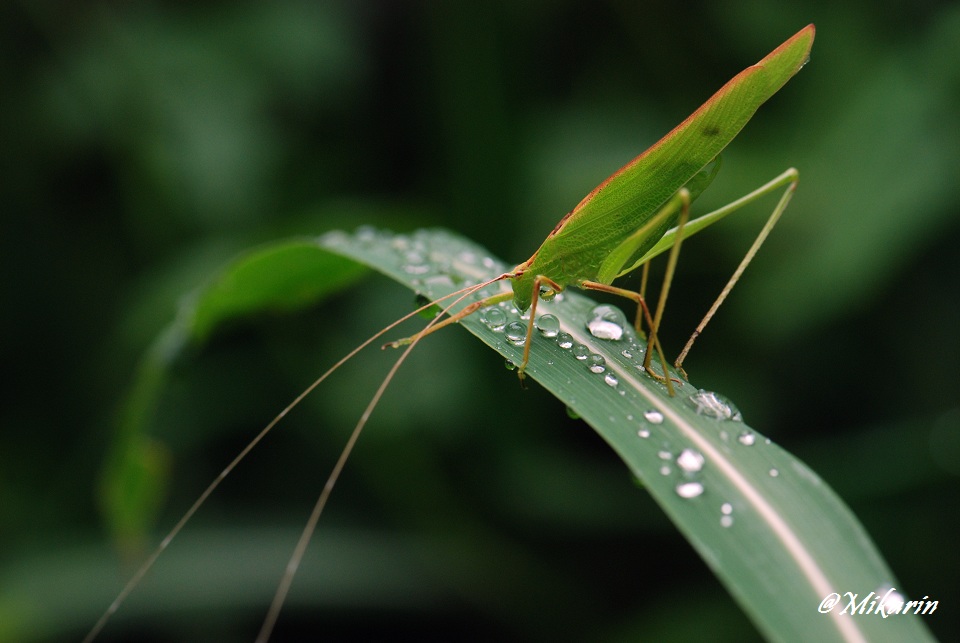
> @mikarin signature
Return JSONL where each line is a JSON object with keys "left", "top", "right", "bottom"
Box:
{"left": 818, "top": 588, "right": 938, "bottom": 618}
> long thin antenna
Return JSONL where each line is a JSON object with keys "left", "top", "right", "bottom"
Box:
{"left": 84, "top": 276, "right": 506, "bottom": 643}
{"left": 254, "top": 276, "right": 504, "bottom": 642}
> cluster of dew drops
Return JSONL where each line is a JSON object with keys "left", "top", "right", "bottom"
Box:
{"left": 482, "top": 302, "right": 646, "bottom": 390}
{"left": 330, "top": 228, "right": 784, "bottom": 530}
{"left": 478, "top": 297, "right": 786, "bottom": 530}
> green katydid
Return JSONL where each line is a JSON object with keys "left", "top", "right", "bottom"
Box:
{"left": 86, "top": 24, "right": 815, "bottom": 642}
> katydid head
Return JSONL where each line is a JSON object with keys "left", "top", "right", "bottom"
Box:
{"left": 507, "top": 262, "right": 537, "bottom": 313}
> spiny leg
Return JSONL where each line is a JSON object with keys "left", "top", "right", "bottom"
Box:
{"left": 674, "top": 168, "right": 799, "bottom": 378}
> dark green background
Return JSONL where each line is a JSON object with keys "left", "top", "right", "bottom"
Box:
{"left": 2, "top": 2, "right": 958, "bottom": 641}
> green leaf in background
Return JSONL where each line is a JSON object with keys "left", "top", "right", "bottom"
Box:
{"left": 100, "top": 240, "right": 369, "bottom": 550}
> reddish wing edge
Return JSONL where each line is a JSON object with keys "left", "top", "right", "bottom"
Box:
{"left": 567, "top": 24, "right": 815, "bottom": 219}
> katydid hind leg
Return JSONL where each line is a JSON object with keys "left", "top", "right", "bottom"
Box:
{"left": 83, "top": 278, "right": 503, "bottom": 643}
{"left": 674, "top": 169, "right": 799, "bottom": 378}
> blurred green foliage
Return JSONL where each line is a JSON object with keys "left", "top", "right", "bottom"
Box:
{"left": 1, "top": 1, "right": 958, "bottom": 641}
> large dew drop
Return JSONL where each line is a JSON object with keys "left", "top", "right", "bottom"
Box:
{"left": 586, "top": 304, "right": 628, "bottom": 341}
{"left": 676, "top": 448, "right": 705, "bottom": 473}
{"left": 504, "top": 321, "right": 526, "bottom": 346}
{"left": 686, "top": 390, "right": 742, "bottom": 421}
{"left": 586, "top": 354, "right": 606, "bottom": 373}
{"left": 644, "top": 409, "right": 664, "bottom": 425}
{"left": 480, "top": 307, "right": 507, "bottom": 331}
{"left": 535, "top": 314, "right": 560, "bottom": 338}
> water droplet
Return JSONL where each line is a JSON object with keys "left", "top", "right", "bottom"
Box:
{"left": 572, "top": 344, "right": 590, "bottom": 360}
{"left": 403, "top": 253, "right": 430, "bottom": 275}
{"left": 720, "top": 515, "right": 734, "bottom": 528}
{"left": 621, "top": 349, "right": 633, "bottom": 359}
{"left": 504, "top": 321, "right": 526, "bottom": 345}
{"left": 539, "top": 287, "right": 557, "bottom": 302}
{"left": 480, "top": 307, "right": 506, "bottom": 331}
{"left": 456, "top": 250, "right": 477, "bottom": 265}
{"left": 586, "top": 304, "right": 628, "bottom": 341}
{"left": 604, "top": 373, "right": 619, "bottom": 387}
{"left": 355, "top": 225, "right": 378, "bottom": 243}
{"left": 721, "top": 502, "right": 733, "bottom": 515}
{"left": 676, "top": 481, "right": 704, "bottom": 499}
{"left": 504, "top": 359, "right": 516, "bottom": 371}
{"left": 644, "top": 410, "right": 664, "bottom": 425}
{"left": 566, "top": 407, "right": 580, "bottom": 420}
{"left": 424, "top": 274, "right": 454, "bottom": 289}
{"left": 676, "top": 449, "right": 705, "bottom": 473}
{"left": 637, "top": 428, "right": 650, "bottom": 439}
{"left": 319, "top": 230, "right": 350, "bottom": 247}
{"left": 659, "top": 465, "right": 671, "bottom": 476}
{"left": 686, "top": 390, "right": 743, "bottom": 421}
{"left": 586, "top": 354, "right": 606, "bottom": 373}
{"left": 657, "top": 450, "right": 672, "bottom": 460}
{"left": 737, "top": 431, "right": 756, "bottom": 446}
{"left": 535, "top": 314, "right": 560, "bottom": 338}
{"left": 768, "top": 468, "right": 780, "bottom": 478}
{"left": 556, "top": 332, "right": 573, "bottom": 349}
